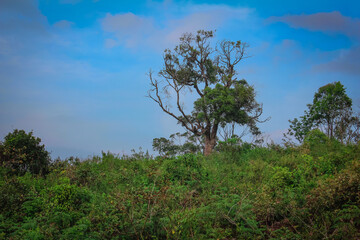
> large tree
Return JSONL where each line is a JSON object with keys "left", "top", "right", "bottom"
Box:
{"left": 289, "top": 81, "right": 360, "bottom": 143}
{"left": 148, "top": 30, "right": 264, "bottom": 155}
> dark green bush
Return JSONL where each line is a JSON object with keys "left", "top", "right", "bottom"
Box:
{"left": 0, "top": 129, "right": 50, "bottom": 175}
{"left": 304, "top": 129, "right": 328, "bottom": 145}
{"left": 307, "top": 160, "right": 360, "bottom": 211}
{"left": 162, "top": 154, "right": 208, "bottom": 185}
{"left": 46, "top": 183, "right": 91, "bottom": 212}
{"left": 0, "top": 176, "right": 28, "bottom": 217}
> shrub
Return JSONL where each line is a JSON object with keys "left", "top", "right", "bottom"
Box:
{"left": 304, "top": 129, "right": 328, "bottom": 145}
{"left": 0, "top": 129, "right": 50, "bottom": 175}
{"left": 46, "top": 182, "right": 91, "bottom": 212}
{"left": 162, "top": 154, "right": 207, "bottom": 185}
{"left": 0, "top": 177, "right": 28, "bottom": 217}
{"left": 270, "top": 166, "right": 295, "bottom": 190}
{"left": 307, "top": 160, "right": 360, "bottom": 211}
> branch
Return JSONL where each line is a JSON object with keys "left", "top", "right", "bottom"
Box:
{"left": 171, "top": 78, "right": 196, "bottom": 132}
{"left": 252, "top": 104, "right": 269, "bottom": 123}
{"left": 147, "top": 71, "right": 196, "bottom": 133}
{"left": 217, "top": 40, "right": 250, "bottom": 88}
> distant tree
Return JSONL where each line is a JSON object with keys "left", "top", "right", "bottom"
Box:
{"left": 148, "top": 30, "right": 264, "bottom": 155}
{"left": 153, "top": 132, "right": 202, "bottom": 157}
{"left": 335, "top": 111, "right": 360, "bottom": 144}
{"left": 288, "top": 109, "right": 315, "bottom": 142}
{"left": 152, "top": 137, "right": 178, "bottom": 156}
{"left": 288, "top": 82, "right": 360, "bottom": 143}
{"left": 0, "top": 129, "right": 50, "bottom": 175}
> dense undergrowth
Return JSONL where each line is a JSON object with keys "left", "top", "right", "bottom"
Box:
{"left": 1, "top": 139, "right": 360, "bottom": 239}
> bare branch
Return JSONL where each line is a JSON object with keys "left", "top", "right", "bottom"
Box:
{"left": 147, "top": 71, "right": 195, "bottom": 133}
{"left": 217, "top": 40, "right": 250, "bottom": 88}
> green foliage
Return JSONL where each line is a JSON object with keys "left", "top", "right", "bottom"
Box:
{"left": 307, "top": 160, "right": 360, "bottom": 211}
{"left": 153, "top": 137, "right": 178, "bottom": 156}
{"left": 1, "top": 139, "right": 359, "bottom": 239}
{"left": 289, "top": 81, "right": 360, "bottom": 143}
{"left": 270, "top": 166, "right": 294, "bottom": 189}
{"left": 194, "top": 82, "right": 261, "bottom": 135}
{"left": 216, "top": 136, "right": 254, "bottom": 153}
{"left": 153, "top": 132, "right": 202, "bottom": 157}
{"left": 46, "top": 182, "right": 91, "bottom": 212}
{"left": 311, "top": 82, "right": 352, "bottom": 137}
{"left": 149, "top": 30, "right": 264, "bottom": 154}
{"left": 0, "top": 176, "right": 28, "bottom": 217}
{"left": 0, "top": 129, "right": 50, "bottom": 175}
{"left": 304, "top": 128, "right": 328, "bottom": 146}
{"left": 162, "top": 154, "right": 207, "bottom": 185}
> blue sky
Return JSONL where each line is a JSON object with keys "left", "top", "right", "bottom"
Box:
{"left": 1, "top": 0, "right": 359, "bottom": 158}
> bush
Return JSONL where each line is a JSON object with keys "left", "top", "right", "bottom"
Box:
{"left": 307, "top": 160, "right": 360, "bottom": 211}
{"left": 304, "top": 129, "right": 328, "bottom": 145}
{"left": 162, "top": 154, "right": 207, "bottom": 185}
{"left": 0, "top": 129, "right": 50, "bottom": 175}
{"left": 0, "top": 176, "right": 28, "bottom": 217}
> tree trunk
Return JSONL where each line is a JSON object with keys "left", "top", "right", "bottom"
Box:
{"left": 204, "top": 136, "right": 216, "bottom": 156}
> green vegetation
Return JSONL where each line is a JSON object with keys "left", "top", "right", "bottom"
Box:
{"left": 1, "top": 134, "right": 359, "bottom": 239}
{"left": 289, "top": 82, "right": 360, "bottom": 144}
{"left": 0, "top": 129, "right": 50, "bottom": 176}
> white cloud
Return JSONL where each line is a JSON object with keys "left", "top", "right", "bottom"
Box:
{"left": 101, "top": 4, "right": 252, "bottom": 50}
{"left": 166, "top": 5, "right": 251, "bottom": 39}
{"left": 102, "top": 13, "right": 155, "bottom": 48}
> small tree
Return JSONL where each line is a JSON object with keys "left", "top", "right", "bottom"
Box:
{"left": 335, "top": 111, "right": 360, "bottom": 144}
{"left": 289, "top": 82, "right": 360, "bottom": 143}
{"left": 153, "top": 132, "right": 202, "bottom": 157}
{"left": 148, "top": 30, "right": 264, "bottom": 155}
{"left": 0, "top": 129, "right": 50, "bottom": 175}
{"left": 152, "top": 137, "right": 178, "bottom": 156}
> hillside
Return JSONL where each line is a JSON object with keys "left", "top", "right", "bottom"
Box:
{"left": 1, "top": 139, "right": 359, "bottom": 239}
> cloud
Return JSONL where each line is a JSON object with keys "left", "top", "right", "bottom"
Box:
{"left": 101, "top": 4, "right": 252, "bottom": 49}
{"left": 267, "top": 11, "right": 360, "bottom": 40}
{"left": 164, "top": 6, "right": 250, "bottom": 44}
{"left": 267, "top": 11, "right": 360, "bottom": 76}
{"left": 313, "top": 46, "right": 360, "bottom": 75}
{"left": 102, "top": 13, "right": 155, "bottom": 47}
{"left": 104, "top": 38, "right": 119, "bottom": 48}
{"left": 0, "top": 0, "right": 48, "bottom": 38}
{"left": 53, "top": 20, "right": 75, "bottom": 29}
{"left": 0, "top": 0, "right": 42, "bottom": 19}
{"left": 0, "top": 0, "right": 53, "bottom": 60}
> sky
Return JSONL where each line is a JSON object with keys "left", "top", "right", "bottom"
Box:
{"left": 0, "top": 0, "right": 359, "bottom": 159}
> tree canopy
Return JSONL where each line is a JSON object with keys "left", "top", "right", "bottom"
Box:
{"left": 288, "top": 81, "right": 360, "bottom": 144}
{"left": 148, "top": 30, "right": 264, "bottom": 155}
{"left": 0, "top": 129, "right": 50, "bottom": 175}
